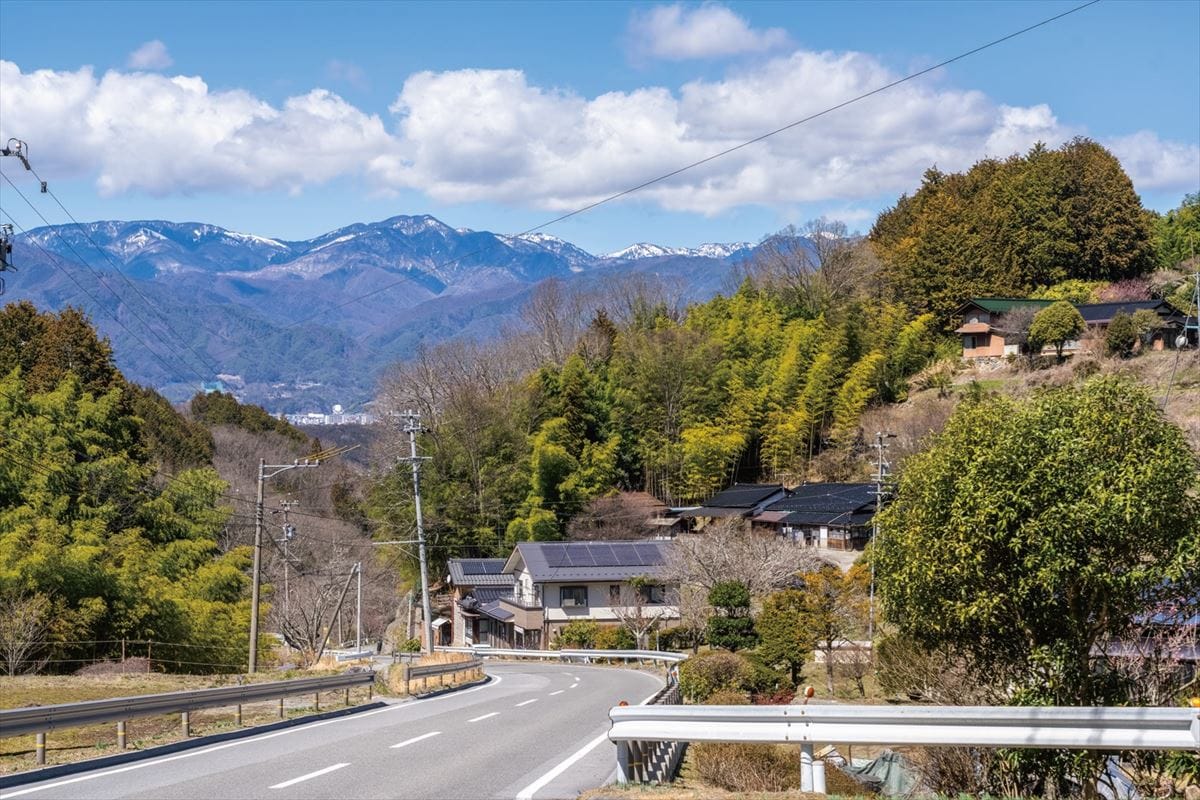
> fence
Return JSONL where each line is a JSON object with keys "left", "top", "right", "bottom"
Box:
{"left": 607, "top": 703, "right": 1200, "bottom": 792}
{"left": 398, "top": 658, "right": 484, "bottom": 695}
{"left": 0, "top": 672, "right": 375, "bottom": 765}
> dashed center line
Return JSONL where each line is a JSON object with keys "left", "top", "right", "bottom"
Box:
{"left": 569, "top": 682, "right": 579, "bottom": 689}
{"left": 515, "top": 698, "right": 539, "bottom": 707}
{"left": 269, "top": 763, "right": 348, "bottom": 789}
{"left": 390, "top": 731, "right": 442, "bottom": 749}
{"left": 549, "top": 690, "right": 565, "bottom": 696}
{"left": 468, "top": 712, "right": 500, "bottom": 722}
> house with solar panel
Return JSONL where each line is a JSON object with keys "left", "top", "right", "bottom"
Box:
{"left": 446, "top": 541, "right": 677, "bottom": 649}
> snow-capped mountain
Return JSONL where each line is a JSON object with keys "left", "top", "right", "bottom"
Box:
{"left": 8, "top": 213, "right": 768, "bottom": 408}
{"left": 603, "top": 241, "right": 753, "bottom": 261}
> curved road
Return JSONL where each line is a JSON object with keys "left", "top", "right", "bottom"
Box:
{"left": 0, "top": 663, "right": 662, "bottom": 800}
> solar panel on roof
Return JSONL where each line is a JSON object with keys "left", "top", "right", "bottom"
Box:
{"left": 461, "top": 560, "right": 504, "bottom": 575}
{"left": 544, "top": 548, "right": 569, "bottom": 568}
{"left": 610, "top": 543, "right": 638, "bottom": 565}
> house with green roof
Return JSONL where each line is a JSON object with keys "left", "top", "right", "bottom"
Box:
{"left": 955, "top": 297, "right": 1187, "bottom": 359}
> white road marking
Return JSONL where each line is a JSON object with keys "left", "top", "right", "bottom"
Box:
{"left": 549, "top": 690, "right": 564, "bottom": 696}
{"left": 390, "top": 731, "right": 442, "bottom": 749}
{"left": 0, "top": 674, "right": 504, "bottom": 799}
{"left": 515, "top": 698, "right": 538, "bottom": 707}
{"left": 569, "top": 682, "right": 579, "bottom": 689}
{"left": 269, "top": 763, "right": 348, "bottom": 789}
{"left": 468, "top": 712, "right": 500, "bottom": 722}
{"left": 514, "top": 733, "right": 608, "bottom": 800}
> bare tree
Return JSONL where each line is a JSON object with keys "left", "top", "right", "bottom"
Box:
{"left": 668, "top": 583, "right": 711, "bottom": 653}
{"left": 611, "top": 577, "right": 674, "bottom": 650}
{"left": 664, "top": 520, "right": 824, "bottom": 598}
{"left": 0, "top": 591, "right": 53, "bottom": 676}
{"left": 992, "top": 305, "right": 1039, "bottom": 359}
{"left": 743, "top": 220, "right": 877, "bottom": 315}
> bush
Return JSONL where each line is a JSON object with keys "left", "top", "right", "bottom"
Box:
{"left": 594, "top": 625, "right": 636, "bottom": 650}
{"left": 1105, "top": 312, "right": 1138, "bottom": 357}
{"left": 399, "top": 637, "right": 421, "bottom": 653}
{"left": 1072, "top": 359, "right": 1101, "bottom": 380}
{"left": 740, "top": 650, "right": 792, "bottom": 696}
{"left": 705, "top": 688, "right": 750, "bottom": 705}
{"left": 557, "top": 620, "right": 599, "bottom": 648}
{"left": 706, "top": 616, "right": 758, "bottom": 652}
{"left": 678, "top": 650, "right": 749, "bottom": 702}
{"left": 692, "top": 742, "right": 798, "bottom": 792}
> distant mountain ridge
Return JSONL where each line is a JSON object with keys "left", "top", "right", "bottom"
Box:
{"left": 10, "top": 214, "right": 788, "bottom": 410}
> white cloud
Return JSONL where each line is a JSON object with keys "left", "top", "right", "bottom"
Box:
{"left": 126, "top": 40, "right": 173, "bottom": 70}
{"left": 628, "top": 3, "right": 789, "bottom": 61}
{"left": 326, "top": 59, "right": 368, "bottom": 90}
{"left": 2, "top": 50, "right": 1196, "bottom": 211}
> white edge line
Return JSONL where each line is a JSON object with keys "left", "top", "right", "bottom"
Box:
{"left": 516, "top": 678, "right": 665, "bottom": 800}
{"left": 514, "top": 732, "right": 608, "bottom": 800}
{"left": 0, "top": 674, "right": 502, "bottom": 799}
{"left": 548, "top": 690, "right": 564, "bottom": 696}
{"left": 269, "top": 762, "right": 348, "bottom": 789}
{"left": 390, "top": 731, "right": 442, "bottom": 749}
{"left": 468, "top": 712, "right": 500, "bottom": 722}
{"left": 515, "top": 698, "right": 538, "bottom": 707}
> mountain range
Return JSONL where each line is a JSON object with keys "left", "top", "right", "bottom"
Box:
{"left": 9, "top": 214, "right": 779, "bottom": 410}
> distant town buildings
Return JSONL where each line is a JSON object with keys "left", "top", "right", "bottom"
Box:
{"left": 283, "top": 404, "right": 377, "bottom": 426}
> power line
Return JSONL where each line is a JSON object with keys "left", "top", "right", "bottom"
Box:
{"left": 18, "top": 167, "right": 225, "bottom": 377}
{"left": 0, "top": 203, "right": 210, "bottom": 384}
{"left": 277, "top": 0, "right": 1101, "bottom": 333}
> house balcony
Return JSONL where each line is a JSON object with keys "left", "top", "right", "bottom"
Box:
{"left": 498, "top": 597, "right": 544, "bottom": 631}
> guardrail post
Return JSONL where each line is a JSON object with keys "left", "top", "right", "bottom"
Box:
{"left": 813, "top": 759, "right": 826, "bottom": 794}
{"left": 314, "top": 692, "right": 320, "bottom": 711}
{"left": 278, "top": 698, "right": 285, "bottom": 718}
{"left": 616, "top": 741, "right": 630, "bottom": 783}
{"left": 235, "top": 704, "right": 242, "bottom": 727}
{"left": 800, "top": 742, "right": 813, "bottom": 791}
{"left": 35, "top": 732, "right": 45, "bottom": 765}
{"left": 368, "top": 680, "right": 373, "bottom": 701}
{"left": 181, "top": 711, "right": 190, "bottom": 738}
{"left": 344, "top": 688, "right": 350, "bottom": 706}
{"left": 404, "top": 665, "right": 410, "bottom": 696}
{"left": 117, "top": 720, "right": 126, "bottom": 749}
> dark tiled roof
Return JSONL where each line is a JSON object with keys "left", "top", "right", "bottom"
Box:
{"left": 703, "top": 483, "right": 786, "bottom": 509}
{"left": 448, "top": 558, "right": 514, "bottom": 587}
{"left": 1075, "top": 300, "right": 1179, "bottom": 325}
{"left": 765, "top": 483, "right": 877, "bottom": 528}
{"left": 681, "top": 505, "right": 755, "bottom": 519}
{"left": 510, "top": 541, "right": 672, "bottom": 582}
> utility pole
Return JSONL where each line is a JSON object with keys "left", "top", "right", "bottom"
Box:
{"left": 274, "top": 500, "right": 299, "bottom": 617}
{"left": 249, "top": 457, "right": 321, "bottom": 673}
{"left": 355, "top": 560, "right": 363, "bottom": 653}
{"left": 398, "top": 410, "right": 434, "bottom": 654}
{"left": 868, "top": 431, "right": 895, "bottom": 640}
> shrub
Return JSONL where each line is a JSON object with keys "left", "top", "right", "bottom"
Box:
{"left": 400, "top": 637, "right": 421, "bottom": 653}
{"left": 557, "top": 620, "right": 600, "bottom": 648}
{"left": 1105, "top": 312, "right": 1138, "bottom": 357}
{"left": 1072, "top": 359, "right": 1101, "bottom": 380}
{"left": 751, "top": 686, "right": 797, "bottom": 705}
{"left": 678, "top": 650, "right": 749, "bottom": 702}
{"left": 594, "top": 625, "right": 636, "bottom": 650}
{"left": 707, "top": 580, "right": 757, "bottom": 651}
{"left": 705, "top": 688, "right": 750, "bottom": 705}
{"left": 692, "top": 742, "right": 798, "bottom": 792}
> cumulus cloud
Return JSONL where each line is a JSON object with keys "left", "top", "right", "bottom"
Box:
{"left": 126, "top": 40, "right": 173, "bottom": 70}
{"left": 2, "top": 51, "right": 1195, "bottom": 211}
{"left": 628, "top": 3, "right": 789, "bottom": 61}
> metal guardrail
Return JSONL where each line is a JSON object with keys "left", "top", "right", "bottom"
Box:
{"left": 437, "top": 646, "right": 685, "bottom": 664}
{"left": 398, "top": 658, "right": 483, "bottom": 694}
{"left": 0, "top": 672, "right": 375, "bottom": 765}
{"left": 608, "top": 703, "right": 1200, "bottom": 789}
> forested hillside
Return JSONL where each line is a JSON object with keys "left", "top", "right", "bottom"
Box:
{"left": 367, "top": 139, "right": 1199, "bottom": 582}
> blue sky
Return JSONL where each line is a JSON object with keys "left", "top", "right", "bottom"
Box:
{"left": 1, "top": 0, "right": 1197, "bottom": 253}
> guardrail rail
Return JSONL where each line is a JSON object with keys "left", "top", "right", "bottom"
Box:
{"left": 607, "top": 703, "right": 1200, "bottom": 792}
{"left": 399, "top": 658, "right": 484, "bottom": 695}
{"left": 436, "top": 646, "right": 685, "bottom": 664}
{"left": 0, "top": 671, "right": 375, "bottom": 766}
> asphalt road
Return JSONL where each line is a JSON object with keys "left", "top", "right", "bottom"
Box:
{"left": 0, "top": 663, "right": 663, "bottom": 800}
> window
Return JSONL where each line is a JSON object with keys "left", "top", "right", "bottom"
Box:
{"left": 638, "top": 584, "right": 666, "bottom": 604}
{"left": 560, "top": 586, "right": 588, "bottom": 608}
{"left": 608, "top": 584, "right": 621, "bottom": 605}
